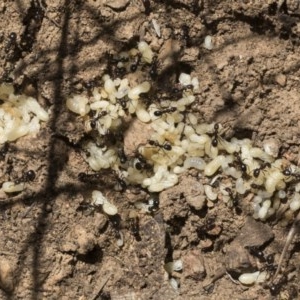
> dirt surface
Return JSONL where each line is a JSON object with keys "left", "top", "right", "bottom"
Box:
{"left": 0, "top": 0, "right": 300, "bottom": 299}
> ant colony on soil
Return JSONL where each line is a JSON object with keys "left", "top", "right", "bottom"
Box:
{"left": 1, "top": 41, "right": 300, "bottom": 287}
{"left": 0, "top": 82, "right": 49, "bottom": 192}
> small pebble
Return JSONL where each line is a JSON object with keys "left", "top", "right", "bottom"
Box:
{"left": 105, "top": 0, "right": 129, "bottom": 10}
{"left": 275, "top": 73, "right": 286, "bottom": 87}
{"left": 0, "top": 257, "right": 14, "bottom": 292}
{"left": 182, "top": 250, "right": 206, "bottom": 280}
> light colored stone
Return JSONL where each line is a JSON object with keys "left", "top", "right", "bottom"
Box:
{"left": 275, "top": 73, "right": 286, "bottom": 87}
{"left": 182, "top": 250, "right": 206, "bottom": 280}
{"left": 105, "top": 0, "right": 129, "bottom": 10}
{"left": 0, "top": 257, "right": 14, "bottom": 292}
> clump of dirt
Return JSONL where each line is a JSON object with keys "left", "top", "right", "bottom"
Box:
{"left": 0, "top": 1, "right": 300, "bottom": 299}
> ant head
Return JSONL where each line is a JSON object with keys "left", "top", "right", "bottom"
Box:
{"left": 253, "top": 168, "right": 260, "bottom": 178}
{"left": 163, "top": 142, "right": 172, "bottom": 151}
{"left": 83, "top": 80, "right": 95, "bottom": 91}
{"left": 283, "top": 167, "right": 291, "bottom": 176}
{"left": 9, "top": 32, "right": 17, "bottom": 40}
{"left": 25, "top": 170, "right": 36, "bottom": 181}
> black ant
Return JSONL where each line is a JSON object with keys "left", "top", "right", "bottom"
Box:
{"left": 109, "top": 214, "right": 121, "bottom": 229}
{"left": 102, "top": 130, "right": 124, "bottom": 146}
{"left": 78, "top": 172, "right": 102, "bottom": 183}
{"left": 78, "top": 169, "right": 127, "bottom": 191}
{"left": 130, "top": 54, "right": 141, "bottom": 72}
{"left": 197, "top": 216, "right": 216, "bottom": 240}
{"left": 90, "top": 111, "right": 108, "bottom": 129}
{"left": 153, "top": 107, "right": 177, "bottom": 117}
{"left": 261, "top": 265, "right": 278, "bottom": 276}
{"left": 115, "top": 174, "right": 127, "bottom": 192}
{"left": 141, "top": 0, "right": 151, "bottom": 15}
{"left": 5, "top": 32, "right": 18, "bottom": 53}
{"left": 171, "top": 83, "right": 194, "bottom": 95}
{"left": 0, "top": 143, "right": 9, "bottom": 160}
{"left": 111, "top": 169, "right": 128, "bottom": 191}
{"left": 149, "top": 57, "right": 159, "bottom": 80}
{"left": 106, "top": 52, "right": 128, "bottom": 78}
{"left": 233, "top": 152, "right": 248, "bottom": 175}
{"left": 282, "top": 166, "right": 300, "bottom": 180}
{"left": 251, "top": 183, "right": 263, "bottom": 189}
{"left": 269, "top": 274, "right": 288, "bottom": 296}
{"left": 117, "top": 98, "right": 128, "bottom": 110}
{"left": 5, "top": 32, "right": 22, "bottom": 62}
{"left": 253, "top": 162, "right": 271, "bottom": 178}
{"left": 19, "top": 0, "right": 45, "bottom": 52}
{"left": 2, "top": 75, "right": 14, "bottom": 84}
{"left": 130, "top": 217, "right": 140, "bottom": 239}
{"left": 5, "top": 158, "right": 14, "bottom": 176}
{"left": 224, "top": 187, "right": 241, "bottom": 212}
{"left": 109, "top": 214, "right": 122, "bottom": 235}
{"left": 209, "top": 123, "right": 220, "bottom": 147}
{"left": 83, "top": 79, "right": 97, "bottom": 97}
{"left": 76, "top": 200, "right": 95, "bottom": 214}
{"left": 106, "top": 52, "right": 129, "bottom": 65}
{"left": 115, "top": 67, "right": 127, "bottom": 78}
{"left": 283, "top": 168, "right": 292, "bottom": 176}
{"left": 19, "top": 33, "right": 35, "bottom": 52}
{"left": 246, "top": 246, "right": 276, "bottom": 271}
{"left": 133, "top": 152, "right": 153, "bottom": 171}
{"left": 117, "top": 148, "right": 127, "bottom": 164}
{"left": 148, "top": 140, "right": 172, "bottom": 151}
{"left": 266, "top": 253, "right": 275, "bottom": 265}
{"left": 24, "top": 170, "right": 36, "bottom": 182}
{"left": 245, "top": 246, "right": 266, "bottom": 263}
{"left": 128, "top": 211, "right": 141, "bottom": 240}
{"left": 83, "top": 80, "right": 95, "bottom": 91}
{"left": 191, "top": 0, "right": 201, "bottom": 15}
{"left": 148, "top": 195, "right": 159, "bottom": 212}
{"left": 15, "top": 170, "right": 36, "bottom": 184}
{"left": 204, "top": 217, "right": 216, "bottom": 231}
{"left": 23, "top": 0, "right": 45, "bottom": 26}
{"left": 181, "top": 25, "right": 191, "bottom": 47}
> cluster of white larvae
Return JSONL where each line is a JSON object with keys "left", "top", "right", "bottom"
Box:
{"left": 0, "top": 83, "right": 49, "bottom": 144}
{"left": 0, "top": 82, "right": 49, "bottom": 193}
{"left": 65, "top": 41, "right": 300, "bottom": 223}
{"left": 1, "top": 41, "right": 299, "bottom": 288}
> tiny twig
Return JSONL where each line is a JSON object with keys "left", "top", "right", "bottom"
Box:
{"left": 226, "top": 271, "right": 240, "bottom": 285}
{"left": 91, "top": 271, "right": 112, "bottom": 300}
{"left": 273, "top": 211, "right": 300, "bottom": 280}
{"left": 37, "top": 0, "right": 62, "bottom": 28}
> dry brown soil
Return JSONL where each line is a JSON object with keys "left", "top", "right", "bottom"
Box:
{"left": 0, "top": 1, "right": 300, "bottom": 299}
